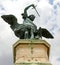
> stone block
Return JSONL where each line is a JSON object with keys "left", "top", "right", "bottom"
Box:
{"left": 13, "top": 39, "right": 51, "bottom": 65}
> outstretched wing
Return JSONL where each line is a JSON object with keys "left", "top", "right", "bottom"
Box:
{"left": 42, "top": 28, "right": 54, "bottom": 38}
{"left": 1, "top": 14, "right": 17, "bottom": 25}
{"left": 38, "top": 27, "right": 54, "bottom": 39}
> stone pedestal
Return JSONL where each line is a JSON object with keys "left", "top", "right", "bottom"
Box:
{"left": 13, "top": 39, "right": 52, "bottom": 65}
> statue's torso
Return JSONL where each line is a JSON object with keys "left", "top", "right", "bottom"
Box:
{"left": 23, "top": 18, "right": 34, "bottom": 26}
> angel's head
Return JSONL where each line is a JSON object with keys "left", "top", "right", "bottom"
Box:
{"left": 28, "top": 15, "right": 35, "bottom": 21}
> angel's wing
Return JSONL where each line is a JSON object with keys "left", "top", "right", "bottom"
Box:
{"left": 1, "top": 14, "right": 17, "bottom": 25}
{"left": 38, "top": 27, "right": 54, "bottom": 39}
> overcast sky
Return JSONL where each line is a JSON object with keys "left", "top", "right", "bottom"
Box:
{"left": 0, "top": 0, "right": 60, "bottom": 65}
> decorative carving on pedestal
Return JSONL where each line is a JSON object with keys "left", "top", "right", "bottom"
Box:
{"left": 13, "top": 39, "right": 52, "bottom": 65}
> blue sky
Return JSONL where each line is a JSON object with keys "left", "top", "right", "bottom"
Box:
{"left": 49, "top": 0, "right": 54, "bottom": 5}
{"left": 0, "top": 0, "right": 60, "bottom": 65}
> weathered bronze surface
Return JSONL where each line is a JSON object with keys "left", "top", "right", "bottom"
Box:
{"left": 1, "top": 4, "right": 54, "bottom": 39}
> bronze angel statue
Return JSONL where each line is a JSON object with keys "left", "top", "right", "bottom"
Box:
{"left": 1, "top": 4, "right": 54, "bottom": 39}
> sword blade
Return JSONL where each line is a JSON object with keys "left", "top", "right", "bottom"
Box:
{"left": 34, "top": 8, "right": 40, "bottom": 17}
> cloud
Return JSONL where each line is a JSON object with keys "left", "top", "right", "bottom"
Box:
{"left": 0, "top": 53, "right": 13, "bottom": 65}
{"left": 57, "top": 58, "right": 60, "bottom": 61}
{"left": 51, "top": 56, "right": 60, "bottom": 65}
{"left": 37, "top": 0, "right": 40, "bottom": 2}
{"left": 0, "top": 4, "right": 6, "bottom": 15}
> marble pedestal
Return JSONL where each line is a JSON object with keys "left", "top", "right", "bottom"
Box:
{"left": 13, "top": 39, "right": 52, "bottom": 65}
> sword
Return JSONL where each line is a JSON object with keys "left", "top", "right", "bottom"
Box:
{"left": 32, "top": 5, "right": 40, "bottom": 17}
{"left": 34, "top": 7, "right": 40, "bottom": 17}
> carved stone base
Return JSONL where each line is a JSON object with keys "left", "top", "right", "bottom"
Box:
{"left": 13, "top": 39, "right": 51, "bottom": 65}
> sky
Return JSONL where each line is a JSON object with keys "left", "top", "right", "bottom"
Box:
{"left": 0, "top": 0, "right": 60, "bottom": 65}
